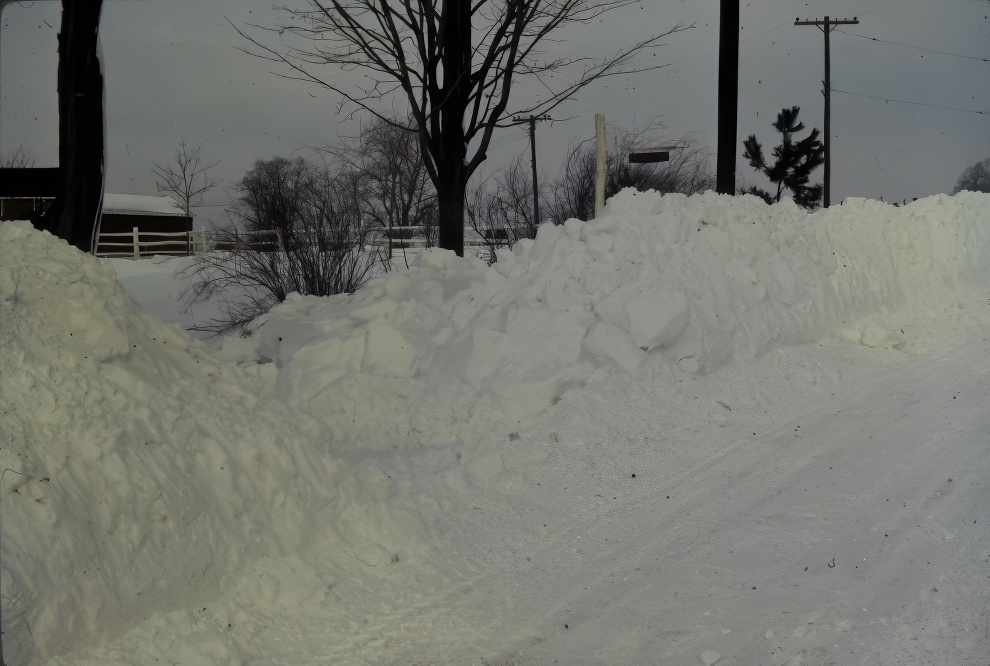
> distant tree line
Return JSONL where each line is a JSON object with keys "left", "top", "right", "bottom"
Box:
{"left": 468, "top": 124, "right": 715, "bottom": 262}
{"left": 954, "top": 157, "right": 990, "bottom": 194}
{"left": 178, "top": 116, "right": 715, "bottom": 330}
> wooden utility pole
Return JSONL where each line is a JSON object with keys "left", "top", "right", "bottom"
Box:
{"left": 512, "top": 114, "right": 550, "bottom": 228}
{"left": 795, "top": 15, "right": 858, "bottom": 208}
{"left": 716, "top": 0, "right": 739, "bottom": 195}
{"left": 595, "top": 113, "right": 606, "bottom": 217}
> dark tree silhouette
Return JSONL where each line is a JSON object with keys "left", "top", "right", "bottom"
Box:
{"left": 179, "top": 157, "right": 380, "bottom": 331}
{"left": 742, "top": 106, "right": 824, "bottom": 209}
{"left": 327, "top": 117, "right": 439, "bottom": 258}
{"left": 953, "top": 157, "right": 990, "bottom": 194}
{"left": 236, "top": 1, "right": 690, "bottom": 256}
{"left": 152, "top": 140, "right": 220, "bottom": 215}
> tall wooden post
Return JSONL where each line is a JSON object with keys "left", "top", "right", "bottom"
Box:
{"left": 716, "top": 0, "right": 739, "bottom": 195}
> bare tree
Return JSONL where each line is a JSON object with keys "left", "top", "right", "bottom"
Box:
{"left": 327, "top": 116, "right": 438, "bottom": 261}
{"left": 178, "top": 156, "right": 381, "bottom": 332}
{"left": 467, "top": 156, "right": 538, "bottom": 263}
{"left": 545, "top": 139, "right": 599, "bottom": 225}
{"left": 152, "top": 140, "right": 220, "bottom": 215}
{"left": 236, "top": 2, "right": 690, "bottom": 256}
{"left": 1, "top": 146, "right": 35, "bottom": 168}
{"left": 953, "top": 157, "right": 990, "bottom": 194}
{"left": 232, "top": 156, "right": 310, "bottom": 242}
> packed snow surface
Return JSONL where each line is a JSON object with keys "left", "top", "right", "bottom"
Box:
{"left": 2, "top": 190, "right": 989, "bottom": 665}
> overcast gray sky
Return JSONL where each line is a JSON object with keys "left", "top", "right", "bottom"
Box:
{"left": 1, "top": 0, "right": 988, "bottom": 225}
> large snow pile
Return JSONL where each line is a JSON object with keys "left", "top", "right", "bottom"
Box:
{"left": 2, "top": 189, "right": 989, "bottom": 664}
{"left": 0, "top": 222, "right": 341, "bottom": 662}
{"left": 217, "top": 190, "right": 990, "bottom": 444}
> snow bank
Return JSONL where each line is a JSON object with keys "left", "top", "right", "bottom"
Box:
{"left": 816, "top": 194, "right": 990, "bottom": 348}
{"left": 0, "top": 222, "right": 337, "bottom": 662}
{"left": 219, "top": 190, "right": 990, "bottom": 443}
{"left": 3, "top": 189, "right": 989, "bottom": 663}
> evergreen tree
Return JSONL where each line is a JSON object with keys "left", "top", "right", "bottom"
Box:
{"left": 742, "top": 106, "right": 824, "bottom": 209}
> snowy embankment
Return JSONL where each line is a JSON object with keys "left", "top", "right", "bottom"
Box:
{"left": 1, "top": 190, "right": 988, "bottom": 664}
{"left": 0, "top": 223, "right": 342, "bottom": 662}
{"left": 216, "top": 191, "right": 990, "bottom": 443}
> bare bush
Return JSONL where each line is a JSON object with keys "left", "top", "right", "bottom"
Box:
{"left": 467, "top": 157, "right": 539, "bottom": 263}
{"left": 1, "top": 146, "right": 35, "bottom": 168}
{"left": 178, "top": 156, "right": 382, "bottom": 333}
{"left": 546, "top": 125, "right": 715, "bottom": 225}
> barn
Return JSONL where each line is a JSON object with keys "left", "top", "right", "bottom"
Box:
{"left": 95, "top": 194, "right": 195, "bottom": 258}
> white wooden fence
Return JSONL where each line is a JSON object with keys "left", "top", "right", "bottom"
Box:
{"left": 96, "top": 227, "right": 209, "bottom": 259}
{"left": 96, "top": 225, "right": 486, "bottom": 260}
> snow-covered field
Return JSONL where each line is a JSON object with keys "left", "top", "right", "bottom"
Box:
{"left": 1, "top": 190, "right": 989, "bottom": 665}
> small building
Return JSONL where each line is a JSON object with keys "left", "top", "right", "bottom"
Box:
{"left": 0, "top": 196, "right": 52, "bottom": 224}
{"left": 95, "top": 194, "right": 194, "bottom": 257}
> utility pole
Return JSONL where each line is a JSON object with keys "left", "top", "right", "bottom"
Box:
{"left": 512, "top": 114, "right": 550, "bottom": 228}
{"left": 595, "top": 113, "right": 606, "bottom": 217}
{"left": 795, "top": 15, "right": 858, "bottom": 208}
{"left": 716, "top": 0, "right": 740, "bottom": 195}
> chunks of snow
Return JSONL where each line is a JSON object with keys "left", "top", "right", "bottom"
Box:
{"left": 218, "top": 191, "right": 990, "bottom": 443}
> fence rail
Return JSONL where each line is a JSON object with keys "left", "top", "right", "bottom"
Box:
{"left": 95, "top": 227, "right": 208, "bottom": 259}
{"left": 96, "top": 225, "right": 489, "bottom": 260}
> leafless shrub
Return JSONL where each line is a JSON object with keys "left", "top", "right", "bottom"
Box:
{"left": 1, "top": 146, "right": 35, "bottom": 168}
{"left": 178, "top": 156, "right": 382, "bottom": 333}
{"left": 467, "top": 157, "right": 539, "bottom": 263}
{"left": 546, "top": 124, "right": 715, "bottom": 224}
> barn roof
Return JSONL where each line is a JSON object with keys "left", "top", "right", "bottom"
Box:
{"left": 102, "top": 194, "right": 190, "bottom": 217}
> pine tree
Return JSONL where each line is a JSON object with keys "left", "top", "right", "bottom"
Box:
{"left": 742, "top": 106, "right": 824, "bottom": 209}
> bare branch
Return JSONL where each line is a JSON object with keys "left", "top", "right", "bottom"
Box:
{"left": 233, "top": 0, "right": 692, "bottom": 255}
{"left": 152, "top": 140, "right": 220, "bottom": 215}
{"left": 1, "top": 146, "right": 35, "bottom": 168}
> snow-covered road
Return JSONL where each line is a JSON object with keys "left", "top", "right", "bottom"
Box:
{"left": 443, "top": 339, "right": 990, "bottom": 665}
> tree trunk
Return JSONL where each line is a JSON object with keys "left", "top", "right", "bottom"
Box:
{"left": 48, "top": 0, "right": 105, "bottom": 253}
{"left": 433, "top": 0, "right": 470, "bottom": 256}
{"left": 437, "top": 176, "right": 465, "bottom": 257}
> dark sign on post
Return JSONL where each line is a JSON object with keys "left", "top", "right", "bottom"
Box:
{"left": 629, "top": 151, "right": 670, "bottom": 164}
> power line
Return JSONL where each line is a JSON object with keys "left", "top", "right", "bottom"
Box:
{"left": 835, "top": 29, "right": 990, "bottom": 62}
{"left": 831, "top": 88, "right": 989, "bottom": 116}
{"left": 742, "top": 20, "right": 792, "bottom": 43}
